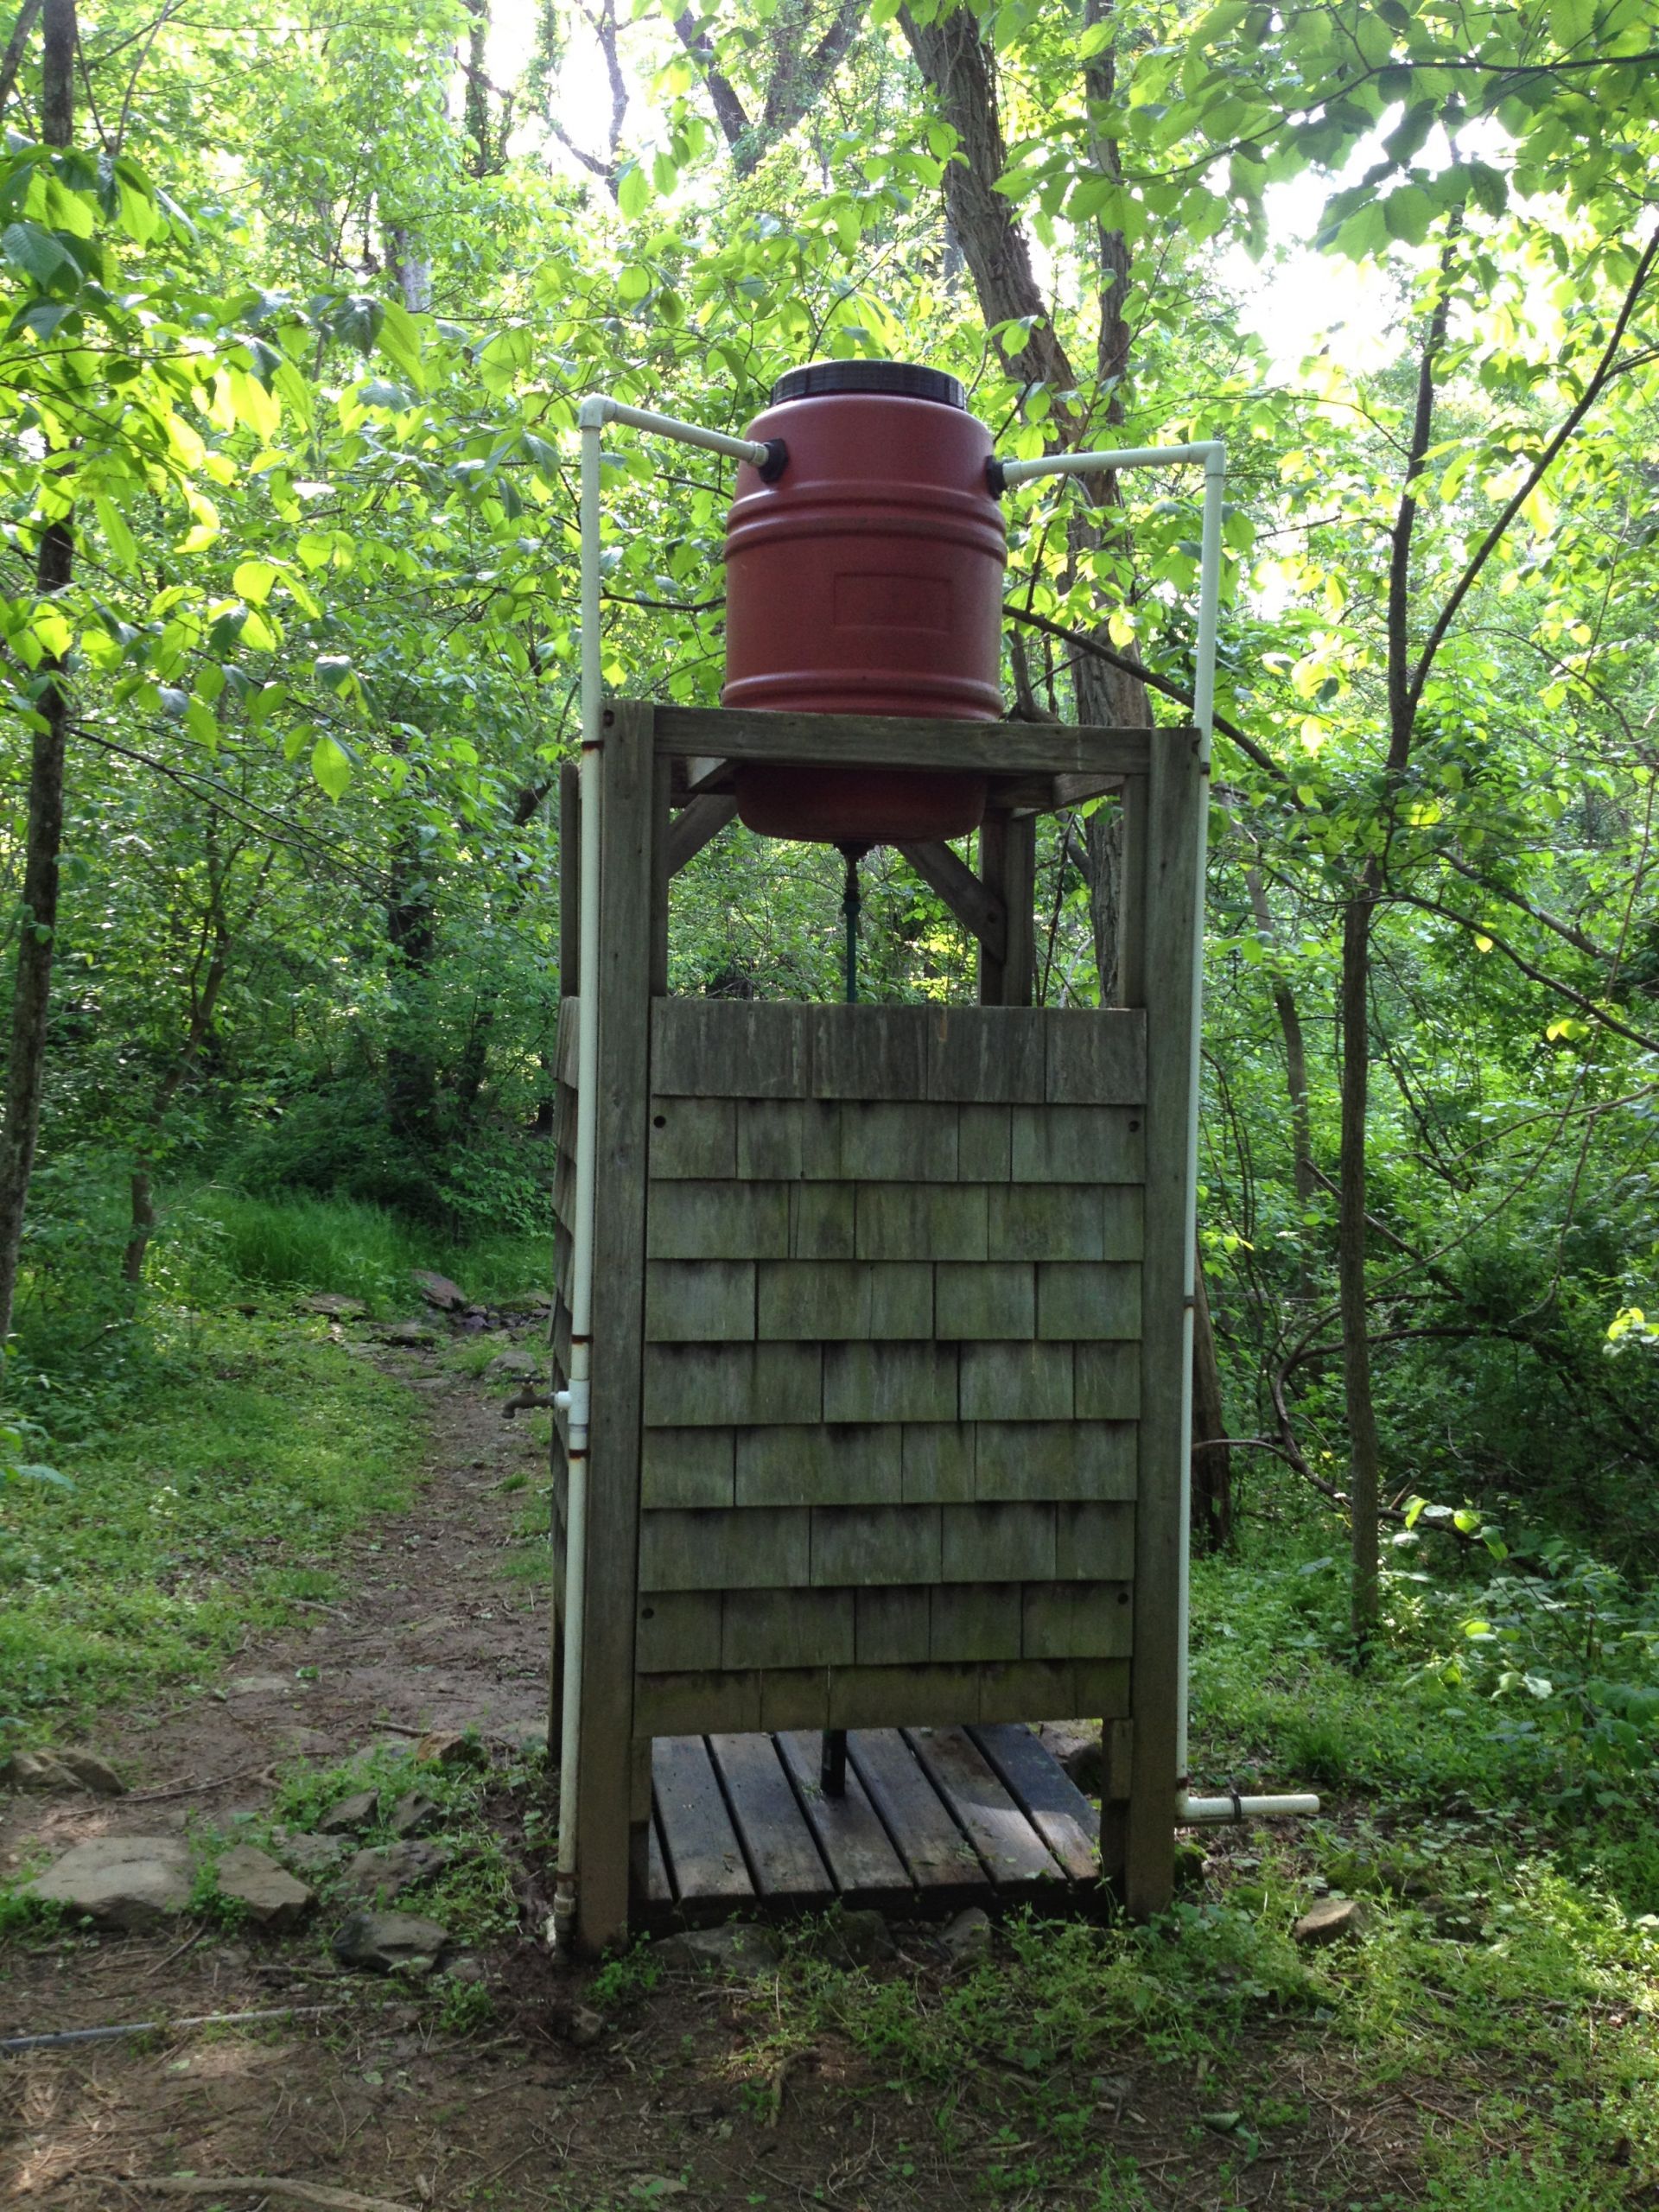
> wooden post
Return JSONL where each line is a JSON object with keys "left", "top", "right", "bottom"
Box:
{"left": 649, "top": 753, "right": 674, "bottom": 999}
{"left": 575, "top": 700, "right": 657, "bottom": 1955}
{"left": 977, "top": 810, "right": 1035, "bottom": 1006}
{"left": 1116, "top": 779, "right": 1147, "bottom": 1008}
{"left": 1123, "top": 729, "right": 1200, "bottom": 1916}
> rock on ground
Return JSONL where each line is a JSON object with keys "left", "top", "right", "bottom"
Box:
{"left": 272, "top": 1831, "right": 350, "bottom": 1876}
{"left": 341, "top": 1840, "right": 451, "bottom": 1899}
{"left": 940, "top": 1906, "right": 993, "bottom": 1966}
{"left": 1294, "top": 1896, "right": 1370, "bottom": 1946}
{"left": 412, "top": 1269, "right": 467, "bottom": 1311}
{"left": 214, "top": 1845, "right": 314, "bottom": 1930}
{"left": 1039, "top": 1721, "right": 1104, "bottom": 1796}
{"left": 656, "top": 1923, "right": 782, "bottom": 1977}
{"left": 415, "top": 1730, "right": 491, "bottom": 1770}
{"left": 23, "top": 1835, "right": 192, "bottom": 1931}
{"left": 381, "top": 1319, "right": 437, "bottom": 1348}
{"left": 1, "top": 1747, "right": 125, "bottom": 1796}
{"left": 333, "top": 1910, "right": 453, "bottom": 1973}
{"left": 301, "top": 1293, "right": 366, "bottom": 1318}
{"left": 317, "top": 1789, "right": 381, "bottom": 1835}
{"left": 486, "top": 1348, "right": 541, "bottom": 1379}
{"left": 388, "top": 1790, "right": 442, "bottom": 1838}
{"left": 826, "top": 1909, "right": 895, "bottom": 1965}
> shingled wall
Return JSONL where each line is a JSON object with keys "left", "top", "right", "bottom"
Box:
{"left": 554, "top": 995, "right": 1149, "bottom": 1737}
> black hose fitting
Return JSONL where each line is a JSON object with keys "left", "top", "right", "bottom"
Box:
{"left": 758, "top": 438, "right": 789, "bottom": 483}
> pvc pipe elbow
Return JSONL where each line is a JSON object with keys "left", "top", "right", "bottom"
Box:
{"left": 578, "top": 394, "right": 613, "bottom": 429}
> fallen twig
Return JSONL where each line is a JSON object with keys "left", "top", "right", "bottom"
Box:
{"left": 118, "top": 2178, "right": 413, "bottom": 2212}
{"left": 2, "top": 2001, "right": 349, "bottom": 2054}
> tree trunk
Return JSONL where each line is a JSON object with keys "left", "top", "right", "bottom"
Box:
{"left": 1190, "top": 1252, "right": 1232, "bottom": 1553}
{"left": 0, "top": 0, "right": 74, "bottom": 1354}
{"left": 1245, "top": 868, "right": 1315, "bottom": 1206}
{"left": 1339, "top": 888, "right": 1382, "bottom": 1654}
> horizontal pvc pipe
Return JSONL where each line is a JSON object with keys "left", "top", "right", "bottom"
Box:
{"left": 998, "top": 440, "right": 1225, "bottom": 484}
{"left": 580, "top": 392, "right": 769, "bottom": 466}
{"left": 1178, "top": 1792, "right": 1321, "bottom": 1823}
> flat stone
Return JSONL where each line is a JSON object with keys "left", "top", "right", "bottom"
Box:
{"left": 388, "top": 1790, "right": 442, "bottom": 1838}
{"left": 382, "top": 1319, "right": 436, "bottom": 1348}
{"left": 486, "top": 1348, "right": 540, "bottom": 1379}
{"left": 54, "top": 1749, "right": 127, "bottom": 1796}
{"left": 274, "top": 1833, "right": 349, "bottom": 1875}
{"left": 24, "top": 1835, "right": 192, "bottom": 1931}
{"left": 215, "top": 1845, "right": 314, "bottom": 1931}
{"left": 301, "top": 1294, "right": 366, "bottom": 1318}
{"left": 656, "top": 1923, "right": 781, "bottom": 1978}
{"left": 317, "top": 1789, "right": 381, "bottom": 1835}
{"left": 412, "top": 1269, "right": 467, "bottom": 1311}
{"left": 2, "top": 1749, "right": 78, "bottom": 1792}
{"left": 556, "top": 2000, "right": 605, "bottom": 2047}
{"left": 441, "top": 1955, "right": 487, "bottom": 1986}
{"left": 273, "top": 1726, "right": 335, "bottom": 1757}
{"left": 332, "top": 1910, "right": 452, "bottom": 1974}
{"left": 1294, "top": 1897, "right": 1370, "bottom": 1947}
{"left": 227, "top": 1674, "right": 297, "bottom": 1698}
{"left": 342, "top": 1840, "right": 451, "bottom": 1899}
{"left": 941, "top": 1907, "right": 992, "bottom": 1967}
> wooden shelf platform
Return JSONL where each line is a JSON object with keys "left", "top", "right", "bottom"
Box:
{"left": 642, "top": 1722, "right": 1107, "bottom": 1925}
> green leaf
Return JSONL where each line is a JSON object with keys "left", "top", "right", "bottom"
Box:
{"left": 310, "top": 732, "right": 353, "bottom": 798}
{"left": 232, "top": 559, "right": 278, "bottom": 605}
{"left": 1, "top": 219, "right": 79, "bottom": 287}
{"left": 617, "top": 163, "right": 651, "bottom": 219}
{"left": 95, "top": 496, "right": 139, "bottom": 572}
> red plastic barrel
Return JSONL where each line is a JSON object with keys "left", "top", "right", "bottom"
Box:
{"left": 722, "top": 361, "right": 1006, "bottom": 846}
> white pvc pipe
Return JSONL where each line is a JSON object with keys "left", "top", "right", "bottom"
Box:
{"left": 1179, "top": 1793, "right": 1320, "bottom": 1823}
{"left": 552, "top": 392, "right": 768, "bottom": 1955}
{"left": 998, "top": 440, "right": 1223, "bottom": 484}
{"left": 1000, "top": 442, "right": 1314, "bottom": 1828}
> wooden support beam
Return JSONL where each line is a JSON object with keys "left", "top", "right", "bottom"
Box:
{"left": 977, "top": 810, "right": 1036, "bottom": 1007}
{"left": 664, "top": 792, "right": 739, "bottom": 877}
{"left": 895, "top": 839, "right": 1007, "bottom": 962}
{"left": 573, "top": 699, "right": 656, "bottom": 1956}
{"left": 654, "top": 704, "right": 1165, "bottom": 780}
{"left": 1124, "top": 727, "right": 1201, "bottom": 1918}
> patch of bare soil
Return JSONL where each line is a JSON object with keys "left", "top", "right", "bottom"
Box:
{"left": 1, "top": 1329, "right": 1443, "bottom": 2210}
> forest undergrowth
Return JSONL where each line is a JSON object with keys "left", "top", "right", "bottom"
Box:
{"left": 3, "top": 1195, "right": 1658, "bottom": 2209}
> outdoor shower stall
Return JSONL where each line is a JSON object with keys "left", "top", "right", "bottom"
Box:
{"left": 546, "top": 384, "right": 1311, "bottom": 1956}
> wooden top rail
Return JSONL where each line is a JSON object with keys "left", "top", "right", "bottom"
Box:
{"left": 651, "top": 704, "right": 1179, "bottom": 779}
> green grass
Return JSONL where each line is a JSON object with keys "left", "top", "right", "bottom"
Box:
{"left": 0, "top": 1311, "right": 423, "bottom": 1745}
{"left": 183, "top": 1186, "right": 548, "bottom": 1313}
{"left": 263, "top": 1742, "right": 531, "bottom": 1949}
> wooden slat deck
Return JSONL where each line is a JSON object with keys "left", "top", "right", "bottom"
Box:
{"left": 645, "top": 1725, "right": 1105, "bottom": 1925}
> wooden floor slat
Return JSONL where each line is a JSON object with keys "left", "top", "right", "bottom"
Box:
{"left": 969, "top": 1723, "right": 1101, "bottom": 1883}
{"left": 847, "top": 1727, "right": 989, "bottom": 1895}
{"left": 906, "top": 1726, "right": 1063, "bottom": 1887}
{"left": 709, "top": 1733, "right": 832, "bottom": 1896}
{"left": 653, "top": 1734, "right": 753, "bottom": 1902}
{"left": 647, "top": 1808, "right": 673, "bottom": 1904}
{"left": 777, "top": 1731, "right": 914, "bottom": 1903}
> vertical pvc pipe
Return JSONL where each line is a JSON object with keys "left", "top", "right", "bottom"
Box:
{"left": 552, "top": 395, "right": 772, "bottom": 1954}
{"left": 1174, "top": 444, "right": 1225, "bottom": 1792}
{"left": 552, "top": 396, "right": 609, "bottom": 1949}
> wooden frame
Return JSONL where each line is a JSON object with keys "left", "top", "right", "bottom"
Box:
{"left": 555, "top": 702, "right": 1199, "bottom": 1951}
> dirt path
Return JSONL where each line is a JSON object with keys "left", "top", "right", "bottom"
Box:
{"left": 1, "top": 1326, "right": 1433, "bottom": 2210}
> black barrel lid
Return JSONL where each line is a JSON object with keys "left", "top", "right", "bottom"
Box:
{"left": 770, "top": 359, "right": 966, "bottom": 410}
